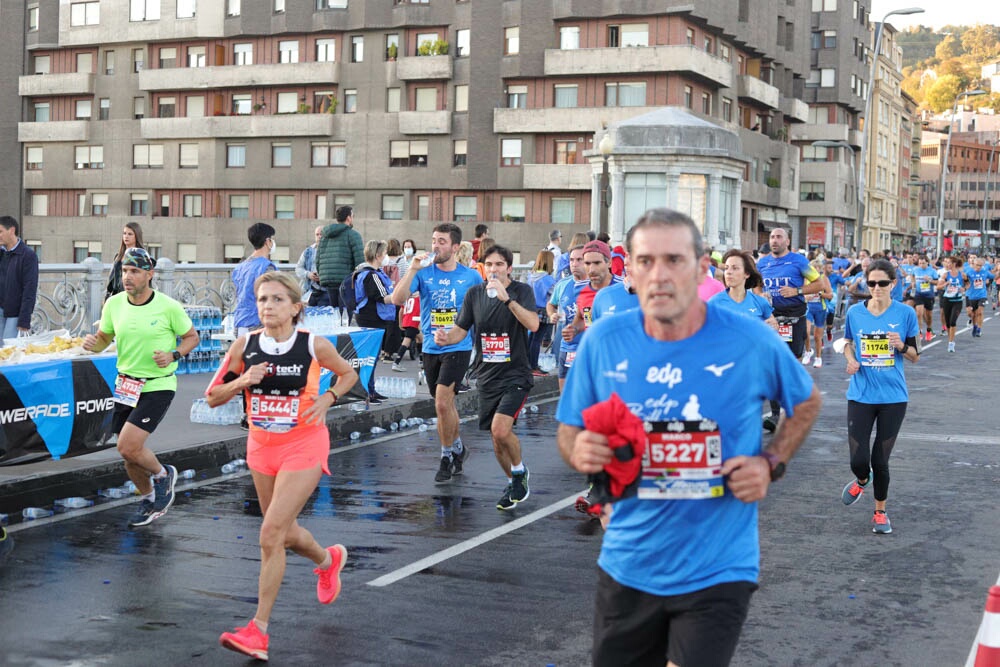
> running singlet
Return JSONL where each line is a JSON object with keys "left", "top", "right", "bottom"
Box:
{"left": 591, "top": 279, "right": 637, "bottom": 322}
{"left": 100, "top": 291, "right": 193, "bottom": 393}
{"left": 400, "top": 293, "right": 420, "bottom": 330}
{"left": 911, "top": 267, "right": 938, "bottom": 297}
{"left": 844, "top": 301, "right": 918, "bottom": 404}
{"left": 556, "top": 303, "right": 814, "bottom": 597}
{"left": 242, "top": 330, "right": 321, "bottom": 433}
{"left": 410, "top": 264, "right": 483, "bottom": 354}
{"left": 576, "top": 276, "right": 622, "bottom": 329}
{"left": 709, "top": 290, "right": 773, "bottom": 321}
{"left": 941, "top": 272, "right": 965, "bottom": 301}
{"left": 757, "top": 252, "right": 819, "bottom": 316}
{"left": 965, "top": 269, "right": 991, "bottom": 300}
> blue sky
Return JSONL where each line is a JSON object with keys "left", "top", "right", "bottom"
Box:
{"left": 870, "top": 0, "right": 997, "bottom": 30}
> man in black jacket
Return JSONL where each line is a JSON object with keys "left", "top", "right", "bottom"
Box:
{"left": 0, "top": 216, "right": 39, "bottom": 340}
{"left": 316, "top": 206, "right": 365, "bottom": 308}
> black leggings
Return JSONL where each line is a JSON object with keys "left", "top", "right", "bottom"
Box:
{"left": 847, "top": 400, "right": 907, "bottom": 502}
{"left": 941, "top": 299, "right": 963, "bottom": 328}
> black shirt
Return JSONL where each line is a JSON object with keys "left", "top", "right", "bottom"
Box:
{"left": 455, "top": 280, "right": 535, "bottom": 386}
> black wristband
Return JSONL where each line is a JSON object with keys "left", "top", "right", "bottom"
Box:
{"left": 172, "top": 350, "right": 183, "bottom": 362}
{"left": 505, "top": 299, "right": 514, "bottom": 308}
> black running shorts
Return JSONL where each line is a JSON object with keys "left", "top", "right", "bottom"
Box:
{"left": 477, "top": 382, "right": 531, "bottom": 431}
{"left": 112, "top": 390, "right": 175, "bottom": 435}
{"left": 422, "top": 350, "right": 472, "bottom": 398}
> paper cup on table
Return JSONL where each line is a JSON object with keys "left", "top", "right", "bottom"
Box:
{"left": 832, "top": 337, "right": 848, "bottom": 354}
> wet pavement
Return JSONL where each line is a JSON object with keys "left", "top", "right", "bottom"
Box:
{"left": 1, "top": 318, "right": 999, "bottom": 666}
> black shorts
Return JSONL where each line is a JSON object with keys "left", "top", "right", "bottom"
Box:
{"left": 913, "top": 294, "right": 935, "bottom": 310}
{"left": 477, "top": 382, "right": 531, "bottom": 430}
{"left": 423, "top": 350, "right": 472, "bottom": 397}
{"left": 593, "top": 569, "right": 756, "bottom": 667}
{"left": 966, "top": 298, "right": 985, "bottom": 310}
{"left": 111, "top": 390, "right": 175, "bottom": 435}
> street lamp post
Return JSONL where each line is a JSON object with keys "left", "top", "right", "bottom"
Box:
{"left": 936, "top": 89, "right": 987, "bottom": 256}
{"left": 813, "top": 140, "right": 859, "bottom": 251}
{"left": 858, "top": 7, "right": 923, "bottom": 252}
{"left": 598, "top": 134, "right": 613, "bottom": 238}
{"left": 980, "top": 139, "right": 1000, "bottom": 251}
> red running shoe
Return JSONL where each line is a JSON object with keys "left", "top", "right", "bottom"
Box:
{"left": 315, "top": 544, "right": 348, "bottom": 604}
{"left": 220, "top": 619, "right": 269, "bottom": 661}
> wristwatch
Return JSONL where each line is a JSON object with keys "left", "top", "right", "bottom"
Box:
{"left": 759, "top": 450, "right": 786, "bottom": 482}
{"left": 796, "top": 287, "right": 803, "bottom": 296}
{"left": 171, "top": 350, "right": 183, "bottom": 362}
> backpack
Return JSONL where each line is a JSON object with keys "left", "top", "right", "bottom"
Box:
{"left": 338, "top": 268, "right": 371, "bottom": 318}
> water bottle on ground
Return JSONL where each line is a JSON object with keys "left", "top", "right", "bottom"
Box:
{"left": 222, "top": 459, "right": 244, "bottom": 474}
{"left": 98, "top": 487, "right": 129, "bottom": 499}
{"left": 22, "top": 507, "right": 54, "bottom": 520}
{"left": 370, "top": 426, "right": 386, "bottom": 435}
{"left": 389, "top": 422, "right": 399, "bottom": 432}
{"left": 179, "top": 469, "right": 196, "bottom": 479}
{"left": 418, "top": 424, "right": 429, "bottom": 432}
{"left": 124, "top": 481, "right": 137, "bottom": 493}
{"left": 350, "top": 431, "right": 361, "bottom": 440}
{"left": 530, "top": 405, "right": 539, "bottom": 413}
{"left": 54, "top": 497, "right": 94, "bottom": 509}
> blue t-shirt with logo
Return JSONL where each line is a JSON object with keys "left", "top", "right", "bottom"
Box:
{"left": 911, "top": 266, "right": 938, "bottom": 297}
{"left": 709, "top": 290, "right": 773, "bottom": 321}
{"left": 941, "top": 271, "right": 965, "bottom": 302}
{"left": 965, "top": 269, "right": 992, "bottom": 300}
{"left": 891, "top": 265, "right": 907, "bottom": 302}
{"left": 410, "top": 264, "right": 483, "bottom": 354}
{"left": 756, "top": 252, "right": 819, "bottom": 315}
{"left": 844, "top": 301, "right": 918, "bottom": 404}
{"left": 592, "top": 281, "right": 639, "bottom": 322}
{"left": 556, "top": 302, "right": 814, "bottom": 597}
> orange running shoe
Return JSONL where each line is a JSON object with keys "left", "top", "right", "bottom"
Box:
{"left": 220, "top": 619, "right": 269, "bottom": 661}
{"left": 315, "top": 544, "right": 348, "bottom": 604}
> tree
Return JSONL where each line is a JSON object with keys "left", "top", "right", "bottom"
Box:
{"left": 938, "top": 58, "right": 971, "bottom": 89}
{"left": 935, "top": 34, "right": 962, "bottom": 62}
{"left": 925, "top": 74, "right": 964, "bottom": 113}
{"left": 960, "top": 25, "right": 1000, "bottom": 63}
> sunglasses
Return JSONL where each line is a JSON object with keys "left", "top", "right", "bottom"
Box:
{"left": 866, "top": 280, "right": 892, "bottom": 288}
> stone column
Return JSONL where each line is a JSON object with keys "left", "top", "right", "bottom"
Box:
{"left": 666, "top": 173, "right": 680, "bottom": 210}
{"left": 590, "top": 170, "right": 602, "bottom": 236}
{"left": 707, "top": 174, "right": 722, "bottom": 247}
{"left": 610, "top": 169, "right": 625, "bottom": 242}
{"left": 156, "top": 257, "right": 176, "bottom": 300}
{"left": 82, "top": 257, "right": 104, "bottom": 333}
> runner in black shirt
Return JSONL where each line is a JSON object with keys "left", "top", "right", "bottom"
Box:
{"left": 435, "top": 245, "right": 539, "bottom": 511}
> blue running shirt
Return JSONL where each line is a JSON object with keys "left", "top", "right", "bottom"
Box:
{"left": 591, "top": 281, "right": 639, "bottom": 322}
{"left": 557, "top": 302, "right": 814, "bottom": 596}
{"left": 709, "top": 289, "right": 773, "bottom": 321}
{"left": 757, "top": 252, "right": 819, "bottom": 315}
{"left": 411, "top": 264, "right": 483, "bottom": 354}
{"left": 844, "top": 301, "right": 918, "bottom": 404}
{"left": 965, "top": 269, "right": 992, "bottom": 300}
{"left": 911, "top": 266, "right": 938, "bottom": 297}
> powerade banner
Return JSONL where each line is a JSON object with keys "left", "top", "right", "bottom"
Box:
{"left": 317, "top": 329, "right": 384, "bottom": 400}
{"left": 0, "top": 355, "right": 118, "bottom": 465}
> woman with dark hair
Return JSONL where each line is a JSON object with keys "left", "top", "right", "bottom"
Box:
{"left": 840, "top": 258, "right": 919, "bottom": 535}
{"left": 400, "top": 239, "right": 417, "bottom": 276}
{"left": 106, "top": 222, "right": 145, "bottom": 299}
{"left": 936, "top": 255, "right": 968, "bottom": 353}
{"left": 710, "top": 249, "right": 778, "bottom": 328}
{"left": 527, "top": 249, "right": 556, "bottom": 374}
{"left": 383, "top": 238, "right": 404, "bottom": 285}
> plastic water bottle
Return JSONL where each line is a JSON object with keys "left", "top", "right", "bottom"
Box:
{"left": 22, "top": 507, "right": 54, "bottom": 520}
{"left": 530, "top": 405, "right": 539, "bottom": 413}
{"left": 124, "top": 481, "right": 137, "bottom": 493}
{"left": 418, "top": 424, "right": 429, "bottom": 432}
{"left": 179, "top": 469, "right": 196, "bottom": 479}
{"left": 370, "top": 426, "right": 386, "bottom": 435}
{"left": 221, "top": 462, "right": 238, "bottom": 474}
{"left": 487, "top": 273, "right": 498, "bottom": 299}
{"left": 403, "top": 378, "right": 416, "bottom": 397}
{"left": 99, "top": 487, "right": 129, "bottom": 499}
{"left": 55, "top": 497, "right": 94, "bottom": 509}
{"left": 420, "top": 252, "right": 436, "bottom": 268}
{"left": 398, "top": 418, "right": 409, "bottom": 428}
{"left": 349, "top": 431, "right": 361, "bottom": 440}
{"left": 389, "top": 422, "right": 398, "bottom": 432}
{"left": 349, "top": 402, "right": 368, "bottom": 412}
{"left": 410, "top": 417, "right": 424, "bottom": 426}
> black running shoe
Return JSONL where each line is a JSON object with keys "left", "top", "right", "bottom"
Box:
{"left": 128, "top": 499, "right": 163, "bottom": 528}
{"left": 434, "top": 456, "right": 454, "bottom": 484}
{"left": 152, "top": 465, "right": 178, "bottom": 514}
{"left": 452, "top": 446, "right": 470, "bottom": 475}
{"left": 496, "top": 484, "right": 515, "bottom": 511}
{"left": 510, "top": 468, "right": 530, "bottom": 504}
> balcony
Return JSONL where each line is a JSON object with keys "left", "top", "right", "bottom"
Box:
{"left": 790, "top": 123, "right": 862, "bottom": 147}
{"left": 522, "top": 164, "right": 591, "bottom": 190}
{"left": 493, "top": 105, "right": 659, "bottom": 134}
{"left": 18, "top": 121, "right": 89, "bottom": 142}
{"left": 398, "top": 111, "right": 451, "bottom": 135}
{"left": 19, "top": 73, "right": 95, "bottom": 97}
{"left": 138, "top": 62, "right": 340, "bottom": 92}
{"left": 780, "top": 97, "right": 809, "bottom": 123}
{"left": 140, "top": 114, "right": 339, "bottom": 139}
{"left": 736, "top": 75, "right": 780, "bottom": 110}
{"left": 544, "top": 46, "right": 732, "bottom": 88}
{"left": 396, "top": 55, "right": 453, "bottom": 81}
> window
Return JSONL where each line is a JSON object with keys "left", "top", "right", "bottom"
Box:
{"left": 157, "top": 96, "right": 175, "bottom": 118}
{"left": 455, "top": 85, "right": 468, "bottom": 112}
{"left": 382, "top": 195, "right": 404, "bottom": 220}
{"left": 179, "top": 143, "right": 198, "bottom": 168}
{"left": 133, "top": 144, "right": 163, "bottom": 169}
{"left": 26, "top": 147, "right": 43, "bottom": 170}
{"left": 704, "top": 36, "right": 713, "bottom": 53}
{"left": 454, "top": 196, "right": 477, "bottom": 222}
{"left": 234, "top": 43, "right": 253, "bottom": 65}
{"left": 676, "top": 174, "right": 706, "bottom": 230}
{"left": 74, "top": 241, "right": 102, "bottom": 261}
{"left": 226, "top": 0, "right": 240, "bottom": 16}
{"left": 133, "top": 48, "right": 145, "bottom": 72}
{"left": 275, "top": 196, "right": 295, "bottom": 219}
{"left": 334, "top": 194, "right": 355, "bottom": 211}
{"left": 820, "top": 68, "right": 835, "bottom": 87}
{"left": 417, "top": 195, "right": 429, "bottom": 221}
{"left": 505, "top": 27, "right": 519, "bottom": 55}
{"left": 186, "top": 96, "right": 205, "bottom": 117}
{"left": 34, "top": 55, "right": 50, "bottom": 75}
{"left": 686, "top": 28, "right": 695, "bottom": 45}
{"left": 415, "top": 88, "right": 437, "bottom": 112}
{"left": 386, "top": 87, "right": 401, "bottom": 112}
{"left": 74, "top": 145, "right": 104, "bottom": 169}
{"left": 702, "top": 92, "right": 712, "bottom": 115}
{"left": 311, "top": 141, "right": 347, "bottom": 167}
{"left": 551, "top": 198, "right": 575, "bottom": 224}
{"left": 279, "top": 40, "right": 299, "bottom": 64}
{"left": 316, "top": 38, "right": 336, "bottom": 62}
{"left": 623, "top": 173, "right": 668, "bottom": 235}
{"left": 272, "top": 143, "right": 292, "bottom": 168}
{"left": 608, "top": 25, "right": 620, "bottom": 47}
{"left": 605, "top": 82, "right": 646, "bottom": 107}
{"left": 501, "top": 197, "right": 525, "bottom": 222}
{"left": 76, "top": 53, "right": 93, "bottom": 73}
{"left": 806, "top": 70, "right": 820, "bottom": 88}
{"left": 274, "top": 0, "right": 285, "bottom": 11}
{"left": 811, "top": 0, "right": 837, "bottom": 9}
{"left": 159, "top": 47, "right": 176, "bottom": 68}
{"left": 31, "top": 194, "right": 48, "bottom": 216}
{"left": 276, "top": 92, "right": 297, "bottom": 114}
{"left": 559, "top": 26, "right": 580, "bottom": 50}
{"left": 177, "top": 0, "right": 195, "bottom": 18}
{"left": 130, "top": 193, "right": 149, "bottom": 215}
{"left": 223, "top": 244, "right": 243, "bottom": 263}
{"left": 314, "top": 90, "right": 335, "bottom": 112}
{"left": 722, "top": 98, "right": 732, "bottom": 122}
{"left": 344, "top": 89, "right": 357, "bottom": 113}
{"left": 554, "top": 84, "right": 578, "bottom": 108}
{"left": 104, "top": 51, "right": 115, "bottom": 75}
{"left": 416, "top": 32, "right": 438, "bottom": 55}
{"left": 800, "top": 182, "right": 825, "bottom": 201}
{"left": 316, "top": 194, "right": 327, "bottom": 217}
{"left": 801, "top": 145, "right": 827, "bottom": 162}
{"left": 28, "top": 6, "right": 39, "bottom": 31}
{"left": 75, "top": 100, "right": 92, "bottom": 120}
{"left": 456, "top": 29, "right": 470, "bottom": 57}
{"left": 385, "top": 33, "right": 399, "bottom": 60}
{"left": 130, "top": 0, "right": 160, "bottom": 21}
{"left": 226, "top": 144, "right": 246, "bottom": 168}
{"left": 453, "top": 140, "right": 467, "bottom": 167}
{"left": 70, "top": 2, "right": 100, "bottom": 26}
{"left": 188, "top": 46, "right": 206, "bottom": 68}
{"left": 507, "top": 85, "right": 527, "bottom": 109}
{"left": 351, "top": 36, "right": 364, "bottom": 63}
{"left": 317, "top": 0, "right": 348, "bottom": 7}
{"left": 621, "top": 23, "right": 648, "bottom": 47}
{"left": 230, "top": 195, "right": 249, "bottom": 218}
{"left": 34, "top": 102, "right": 50, "bottom": 122}
{"left": 389, "top": 140, "right": 428, "bottom": 167}
{"left": 555, "top": 140, "right": 577, "bottom": 164}
{"left": 233, "top": 94, "right": 252, "bottom": 115}
{"left": 684, "top": 86, "right": 693, "bottom": 109}
{"left": 501, "top": 139, "right": 522, "bottom": 166}
{"left": 823, "top": 30, "right": 836, "bottom": 48}
{"left": 720, "top": 44, "right": 731, "bottom": 61}
{"left": 183, "top": 194, "right": 202, "bottom": 217}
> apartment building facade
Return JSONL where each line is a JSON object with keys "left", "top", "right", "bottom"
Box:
{"left": 15, "top": 0, "right": 816, "bottom": 263}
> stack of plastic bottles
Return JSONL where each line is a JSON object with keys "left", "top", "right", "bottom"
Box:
{"left": 538, "top": 352, "right": 557, "bottom": 373}
{"left": 374, "top": 375, "right": 417, "bottom": 399}
{"left": 301, "top": 307, "right": 353, "bottom": 334}
{"left": 189, "top": 397, "right": 243, "bottom": 425}
{"left": 178, "top": 306, "right": 224, "bottom": 374}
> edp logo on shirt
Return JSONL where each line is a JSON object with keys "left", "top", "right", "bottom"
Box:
{"left": 645, "top": 363, "right": 683, "bottom": 388}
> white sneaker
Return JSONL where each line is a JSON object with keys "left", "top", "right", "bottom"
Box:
{"left": 801, "top": 349, "right": 814, "bottom": 365}
{"left": 391, "top": 362, "right": 405, "bottom": 372}
{"left": 948, "top": 342, "right": 955, "bottom": 353}
{"left": 813, "top": 356, "right": 823, "bottom": 368}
